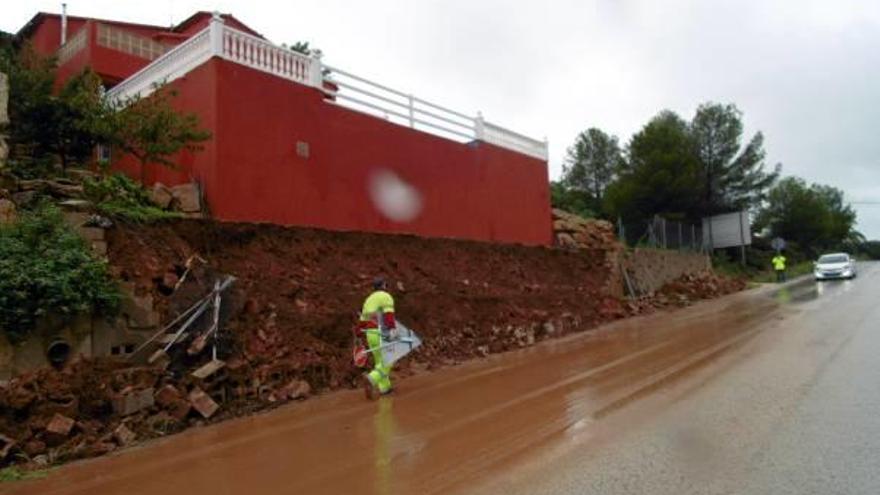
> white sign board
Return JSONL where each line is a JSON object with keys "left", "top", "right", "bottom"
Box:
{"left": 702, "top": 211, "right": 751, "bottom": 249}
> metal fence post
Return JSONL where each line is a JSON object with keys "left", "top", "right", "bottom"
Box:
{"left": 662, "top": 218, "right": 667, "bottom": 249}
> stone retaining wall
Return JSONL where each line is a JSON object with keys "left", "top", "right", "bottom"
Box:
{"left": 623, "top": 248, "right": 712, "bottom": 296}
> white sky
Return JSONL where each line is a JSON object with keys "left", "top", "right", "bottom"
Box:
{"left": 4, "top": 0, "right": 880, "bottom": 237}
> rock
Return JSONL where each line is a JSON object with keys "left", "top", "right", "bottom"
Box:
{"left": 150, "top": 183, "right": 174, "bottom": 209}
{"left": 88, "top": 442, "right": 116, "bottom": 456}
{"left": 191, "top": 360, "right": 226, "bottom": 380}
{"left": 122, "top": 293, "right": 160, "bottom": 329}
{"left": 0, "top": 434, "right": 15, "bottom": 459}
{"left": 63, "top": 211, "right": 91, "bottom": 228}
{"left": 279, "top": 379, "right": 311, "bottom": 400}
{"left": 188, "top": 387, "right": 219, "bottom": 419}
{"left": 0, "top": 198, "right": 15, "bottom": 225}
{"left": 33, "top": 455, "right": 49, "bottom": 467}
{"left": 77, "top": 226, "right": 105, "bottom": 242}
{"left": 11, "top": 190, "right": 36, "bottom": 207}
{"left": 555, "top": 232, "right": 578, "bottom": 249}
{"left": 112, "top": 388, "right": 155, "bottom": 416}
{"left": 46, "top": 413, "right": 76, "bottom": 437}
{"left": 0, "top": 71, "right": 8, "bottom": 127}
{"left": 113, "top": 424, "right": 136, "bottom": 446}
{"left": 23, "top": 439, "right": 47, "bottom": 457}
{"left": 170, "top": 183, "right": 201, "bottom": 213}
{"left": 57, "top": 199, "right": 93, "bottom": 211}
{"left": 66, "top": 168, "right": 101, "bottom": 182}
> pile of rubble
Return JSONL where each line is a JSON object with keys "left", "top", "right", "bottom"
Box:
{"left": 639, "top": 270, "right": 747, "bottom": 310}
{"left": 0, "top": 354, "right": 313, "bottom": 468}
{"left": 552, "top": 208, "right": 620, "bottom": 251}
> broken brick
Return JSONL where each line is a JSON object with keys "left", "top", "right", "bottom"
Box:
{"left": 188, "top": 388, "right": 219, "bottom": 419}
{"left": 191, "top": 360, "right": 225, "bottom": 380}
{"left": 113, "top": 424, "right": 136, "bottom": 446}
{"left": 46, "top": 413, "right": 76, "bottom": 437}
{"left": 154, "top": 385, "right": 182, "bottom": 408}
{"left": 168, "top": 399, "right": 192, "bottom": 421}
{"left": 112, "top": 388, "right": 155, "bottom": 416}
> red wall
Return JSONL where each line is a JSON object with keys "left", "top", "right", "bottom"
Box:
{"left": 113, "top": 61, "right": 218, "bottom": 188}
{"left": 165, "top": 59, "right": 551, "bottom": 246}
{"left": 114, "top": 58, "right": 551, "bottom": 245}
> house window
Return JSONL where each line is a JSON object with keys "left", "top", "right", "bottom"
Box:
{"left": 97, "top": 144, "right": 111, "bottom": 164}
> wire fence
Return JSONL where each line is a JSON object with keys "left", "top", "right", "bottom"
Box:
{"left": 617, "top": 216, "right": 706, "bottom": 252}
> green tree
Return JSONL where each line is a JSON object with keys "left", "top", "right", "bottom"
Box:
{"left": 549, "top": 180, "right": 594, "bottom": 218}
{"left": 604, "top": 110, "right": 702, "bottom": 221}
{"left": 0, "top": 47, "right": 109, "bottom": 173}
{"left": 289, "top": 41, "right": 312, "bottom": 55}
{"left": 0, "top": 202, "right": 120, "bottom": 342}
{"left": 107, "top": 85, "right": 211, "bottom": 182}
{"left": 754, "top": 177, "right": 858, "bottom": 255}
{"left": 560, "top": 128, "right": 622, "bottom": 214}
{"left": 690, "top": 102, "right": 779, "bottom": 214}
{"left": 0, "top": 45, "right": 57, "bottom": 176}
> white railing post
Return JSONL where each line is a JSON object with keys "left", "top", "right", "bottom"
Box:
{"left": 210, "top": 11, "right": 224, "bottom": 57}
{"left": 310, "top": 49, "right": 324, "bottom": 88}
{"left": 474, "top": 111, "right": 486, "bottom": 141}
{"left": 407, "top": 94, "right": 415, "bottom": 128}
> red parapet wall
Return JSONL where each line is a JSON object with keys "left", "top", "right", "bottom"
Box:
{"left": 116, "top": 58, "right": 552, "bottom": 246}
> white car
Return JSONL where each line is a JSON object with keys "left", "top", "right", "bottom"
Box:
{"left": 814, "top": 252, "right": 857, "bottom": 281}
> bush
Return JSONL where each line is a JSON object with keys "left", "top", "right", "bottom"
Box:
{"left": 0, "top": 203, "right": 120, "bottom": 342}
{"left": 83, "top": 173, "right": 181, "bottom": 223}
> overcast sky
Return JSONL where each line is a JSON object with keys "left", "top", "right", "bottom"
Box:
{"left": 4, "top": 0, "right": 880, "bottom": 237}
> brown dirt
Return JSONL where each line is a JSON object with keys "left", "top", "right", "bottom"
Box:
{"left": 0, "top": 219, "right": 745, "bottom": 469}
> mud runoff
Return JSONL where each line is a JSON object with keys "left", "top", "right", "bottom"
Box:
{"left": 4, "top": 277, "right": 788, "bottom": 495}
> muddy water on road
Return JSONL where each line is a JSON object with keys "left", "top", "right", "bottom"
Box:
{"left": 6, "top": 280, "right": 827, "bottom": 495}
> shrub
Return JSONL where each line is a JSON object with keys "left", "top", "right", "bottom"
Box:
{"left": 83, "top": 173, "right": 181, "bottom": 223}
{"left": 0, "top": 203, "right": 120, "bottom": 342}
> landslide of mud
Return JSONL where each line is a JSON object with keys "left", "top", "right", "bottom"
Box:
{"left": 0, "top": 219, "right": 745, "bottom": 469}
{"left": 108, "top": 219, "right": 615, "bottom": 380}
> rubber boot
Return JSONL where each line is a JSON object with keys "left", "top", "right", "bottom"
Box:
{"left": 362, "top": 374, "right": 380, "bottom": 401}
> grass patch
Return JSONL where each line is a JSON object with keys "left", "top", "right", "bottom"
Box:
{"left": 0, "top": 466, "right": 50, "bottom": 482}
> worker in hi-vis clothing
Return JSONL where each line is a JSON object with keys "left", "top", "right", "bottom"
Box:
{"left": 357, "top": 277, "right": 397, "bottom": 400}
{"left": 772, "top": 252, "right": 787, "bottom": 283}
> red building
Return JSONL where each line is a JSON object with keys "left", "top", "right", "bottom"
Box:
{"left": 18, "top": 11, "right": 552, "bottom": 246}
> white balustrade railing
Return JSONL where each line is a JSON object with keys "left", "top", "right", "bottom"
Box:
{"left": 221, "top": 28, "right": 318, "bottom": 87}
{"left": 104, "top": 13, "right": 548, "bottom": 161}
{"left": 57, "top": 25, "right": 88, "bottom": 65}
{"left": 105, "top": 28, "right": 212, "bottom": 103}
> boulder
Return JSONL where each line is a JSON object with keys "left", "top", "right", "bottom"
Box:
{"left": 150, "top": 183, "right": 174, "bottom": 209}
{"left": 0, "top": 198, "right": 15, "bottom": 225}
{"left": 170, "top": 183, "right": 201, "bottom": 213}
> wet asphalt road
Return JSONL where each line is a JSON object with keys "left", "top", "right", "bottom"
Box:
{"left": 473, "top": 263, "right": 880, "bottom": 495}
{"left": 5, "top": 263, "right": 879, "bottom": 495}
